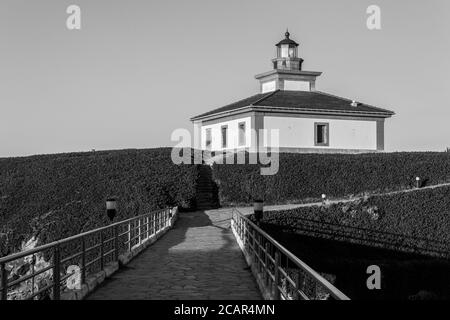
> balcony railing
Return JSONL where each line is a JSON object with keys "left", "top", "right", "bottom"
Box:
{"left": 0, "top": 208, "right": 174, "bottom": 300}
{"left": 231, "top": 208, "right": 350, "bottom": 300}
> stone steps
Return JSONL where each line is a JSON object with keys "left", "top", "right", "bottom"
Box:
{"left": 195, "top": 165, "right": 220, "bottom": 210}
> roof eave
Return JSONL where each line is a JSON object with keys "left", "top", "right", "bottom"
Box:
{"left": 255, "top": 69, "right": 323, "bottom": 79}
{"left": 191, "top": 105, "right": 394, "bottom": 122}
{"left": 253, "top": 106, "right": 395, "bottom": 118}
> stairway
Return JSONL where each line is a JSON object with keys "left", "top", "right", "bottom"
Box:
{"left": 196, "top": 165, "right": 220, "bottom": 210}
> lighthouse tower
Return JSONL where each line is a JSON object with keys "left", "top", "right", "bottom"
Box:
{"left": 255, "top": 30, "right": 322, "bottom": 93}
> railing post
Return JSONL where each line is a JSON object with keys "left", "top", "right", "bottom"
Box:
{"left": 151, "top": 215, "right": 154, "bottom": 236}
{"left": 100, "top": 231, "right": 104, "bottom": 270}
{"left": 166, "top": 209, "right": 169, "bottom": 227}
{"left": 163, "top": 210, "right": 166, "bottom": 228}
{"left": 128, "top": 222, "right": 131, "bottom": 252}
{"left": 295, "top": 271, "right": 303, "bottom": 300}
{"left": 1, "top": 262, "right": 7, "bottom": 300}
{"left": 81, "top": 237, "right": 86, "bottom": 285}
{"left": 138, "top": 218, "right": 141, "bottom": 246}
{"left": 274, "top": 251, "right": 280, "bottom": 300}
{"left": 241, "top": 218, "right": 244, "bottom": 243}
{"left": 159, "top": 212, "right": 162, "bottom": 231}
{"left": 157, "top": 212, "right": 160, "bottom": 231}
{"left": 31, "top": 255, "right": 35, "bottom": 297}
{"left": 258, "top": 234, "right": 262, "bottom": 274}
{"left": 53, "top": 245, "right": 61, "bottom": 300}
{"left": 244, "top": 221, "right": 248, "bottom": 248}
{"left": 265, "top": 243, "right": 270, "bottom": 285}
{"left": 114, "top": 225, "right": 119, "bottom": 261}
{"left": 252, "top": 228, "right": 257, "bottom": 264}
{"left": 146, "top": 216, "right": 149, "bottom": 239}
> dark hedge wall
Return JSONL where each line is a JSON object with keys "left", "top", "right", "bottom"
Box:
{"left": 260, "top": 185, "right": 450, "bottom": 258}
{"left": 212, "top": 152, "right": 450, "bottom": 206}
{"left": 0, "top": 148, "right": 199, "bottom": 255}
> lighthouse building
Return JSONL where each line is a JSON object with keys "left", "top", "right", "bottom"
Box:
{"left": 190, "top": 31, "right": 394, "bottom": 153}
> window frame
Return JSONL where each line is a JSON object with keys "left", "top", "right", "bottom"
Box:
{"left": 238, "top": 122, "right": 246, "bottom": 147}
{"left": 221, "top": 125, "right": 228, "bottom": 149}
{"left": 314, "top": 122, "right": 330, "bottom": 147}
{"left": 205, "top": 128, "right": 212, "bottom": 149}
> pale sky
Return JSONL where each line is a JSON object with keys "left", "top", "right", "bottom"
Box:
{"left": 1, "top": 0, "right": 449, "bottom": 157}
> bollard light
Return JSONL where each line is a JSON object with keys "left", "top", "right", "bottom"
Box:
{"left": 106, "top": 198, "right": 117, "bottom": 222}
{"left": 253, "top": 199, "right": 264, "bottom": 225}
{"left": 321, "top": 194, "right": 327, "bottom": 204}
{"left": 416, "top": 177, "right": 421, "bottom": 189}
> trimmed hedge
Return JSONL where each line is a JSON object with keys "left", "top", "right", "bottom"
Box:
{"left": 0, "top": 148, "right": 199, "bottom": 255}
{"left": 212, "top": 152, "right": 450, "bottom": 205}
{"left": 260, "top": 185, "right": 450, "bottom": 258}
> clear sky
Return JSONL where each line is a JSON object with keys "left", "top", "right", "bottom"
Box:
{"left": 1, "top": 0, "right": 449, "bottom": 157}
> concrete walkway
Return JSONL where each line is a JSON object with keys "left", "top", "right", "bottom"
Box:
{"left": 235, "top": 181, "right": 450, "bottom": 215}
{"left": 87, "top": 209, "right": 261, "bottom": 300}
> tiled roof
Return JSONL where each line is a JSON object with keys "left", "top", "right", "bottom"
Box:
{"left": 191, "top": 90, "right": 395, "bottom": 120}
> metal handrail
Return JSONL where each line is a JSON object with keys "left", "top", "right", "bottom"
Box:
{"left": 0, "top": 208, "right": 174, "bottom": 300}
{"left": 231, "top": 208, "right": 350, "bottom": 300}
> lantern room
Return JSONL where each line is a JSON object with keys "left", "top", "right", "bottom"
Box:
{"left": 276, "top": 30, "right": 298, "bottom": 58}
{"left": 273, "top": 30, "right": 304, "bottom": 71}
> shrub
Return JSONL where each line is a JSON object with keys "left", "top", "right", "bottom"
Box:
{"left": 0, "top": 148, "right": 199, "bottom": 255}
{"left": 261, "top": 185, "right": 450, "bottom": 258}
{"left": 212, "top": 152, "right": 450, "bottom": 206}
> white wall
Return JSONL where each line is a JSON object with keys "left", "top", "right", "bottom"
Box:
{"left": 264, "top": 116, "right": 377, "bottom": 150}
{"left": 262, "top": 81, "right": 276, "bottom": 93}
{"left": 284, "top": 80, "right": 310, "bottom": 91}
{"left": 201, "top": 117, "right": 252, "bottom": 150}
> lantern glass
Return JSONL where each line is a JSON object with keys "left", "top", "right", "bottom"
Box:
{"left": 253, "top": 200, "right": 264, "bottom": 212}
{"left": 280, "top": 45, "right": 289, "bottom": 58}
{"left": 288, "top": 47, "right": 296, "bottom": 58}
{"left": 106, "top": 199, "right": 117, "bottom": 210}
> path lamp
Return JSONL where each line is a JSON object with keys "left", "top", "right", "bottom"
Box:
{"left": 106, "top": 198, "right": 117, "bottom": 222}
{"left": 416, "top": 177, "right": 421, "bottom": 189}
{"left": 253, "top": 199, "right": 264, "bottom": 225}
{"left": 321, "top": 194, "right": 327, "bottom": 205}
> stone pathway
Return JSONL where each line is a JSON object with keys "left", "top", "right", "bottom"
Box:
{"left": 87, "top": 209, "right": 261, "bottom": 300}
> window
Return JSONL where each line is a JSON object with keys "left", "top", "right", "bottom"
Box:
{"left": 205, "top": 128, "right": 212, "bottom": 149}
{"left": 221, "top": 125, "right": 228, "bottom": 148}
{"left": 315, "top": 123, "right": 329, "bottom": 146}
{"left": 288, "top": 47, "right": 296, "bottom": 58}
{"left": 281, "top": 45, "right": 289, "bottom": 58}
{"left": 238, "top": 122, "right": 246, "bottom": 146}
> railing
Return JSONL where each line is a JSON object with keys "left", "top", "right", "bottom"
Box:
{"left": 231, "top": 208, "right": 350, "bottom": 300}
{"left": 0, "top": 208, "right": 174, "bottom": 300}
